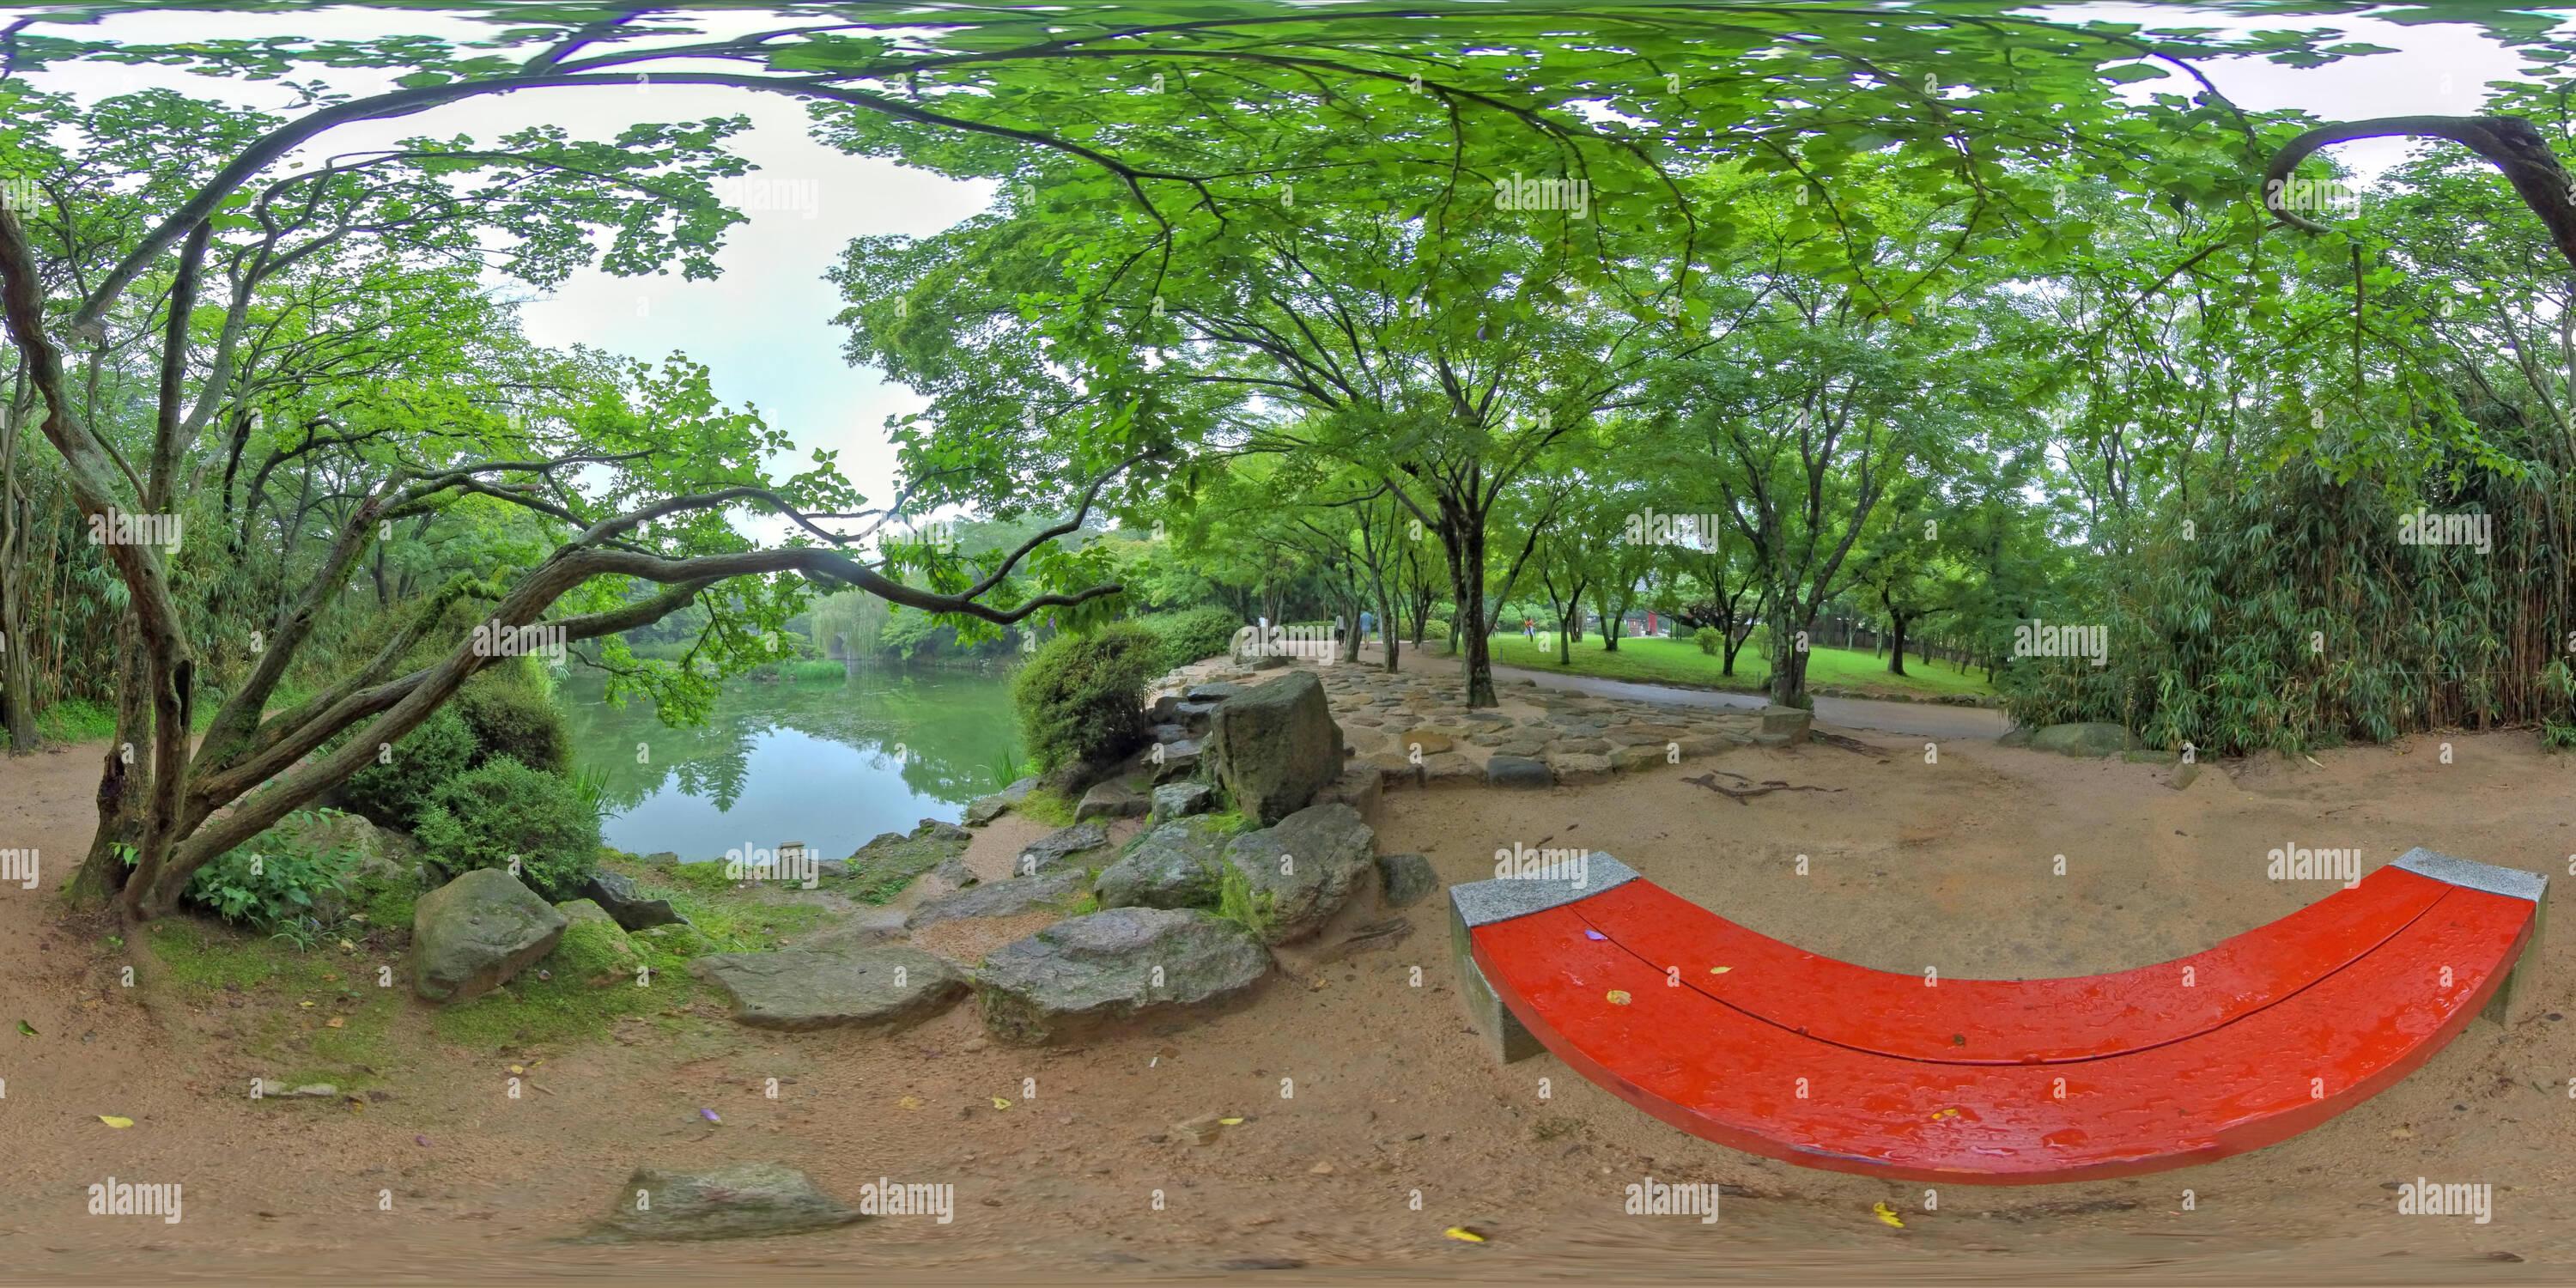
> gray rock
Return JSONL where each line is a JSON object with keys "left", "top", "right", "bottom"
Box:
{"left": 556, "top": 897, "right": 617, "bottom": 925}
{"left": 1221, "top": 802, "right": 1376, "bottom": 944}
{"left": 842, "top": 818, "right": 975, "bottom": 894}
{"left": 1149, "top": 738, "right": 1202, "bottom": 783}
{"left": 1759, "top": 705, "right": 1812, "bottom": 744}
{"left": 1184, "top": 682, "right": 1245, "bottom": 702}
{"left": 961, "top": 777, "right": 1038, "bottom": 826}
{"left": 596, "top": 1163, "right": 863, "bottom": 1242}
{"left": 1016, "top": 822, "right": 1113, "bottom": 877}
{"left": 1206, "top": 671, "right": 1346, "bottom": 825}
{"left": 1309, "top": 763, "right": 1382, "bottom": 823}
{"left": 1038, "top": 757, "right": 1114, "bottom": 799}
{"left": 1075, "top": 779, "right": 1150, "bottom": 823}
{"left": 1095, "top": 818, "right": 1229, "bottom": 910}
{"left": 1997, "top": 726, "right": 2033, "bottom": 749}
{"left": 688, "top": 944, "right": 968, "bottom": 1031}
{"left": 583, "top": 870, "right": 688, "bottom": 932}
{"left": 1151, "top": 781, "right": 1213, "bottom": 823}
{"left": 2030, "top": 722, "right": 2134, "bottom": 757}
{"left": 931, "top": 856, "right": 978, "bottom": 888}
{"left": 906, "top": 868, "right": 1088, "bottom": 930}
{"left": 410, "top": 869, "right": 568, "bottom": 1004}
{"left": 973, "top": 908, "right": 1271, "bottom": 1045}
{"left": 1485, "top": 755, "right": 1553, "bottom": 789}
{"left": 1376, "top": 853, "right": 1438, "bottom": 908}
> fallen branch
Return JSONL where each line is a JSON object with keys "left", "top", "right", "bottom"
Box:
{"left": 1681, "top": 771, "right": 1844, "bottom": 805}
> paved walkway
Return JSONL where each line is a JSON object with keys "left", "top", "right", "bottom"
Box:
{"left": 1353, "top": 644, "right": 2009, "bottom": 740}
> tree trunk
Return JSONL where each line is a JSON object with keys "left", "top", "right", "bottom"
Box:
{"left": 1440, "top": 513, "right": 1497, "bottom": 708}
{"left": 1888, "top": 611, "right": 1911, "bottom": 677}
{"left": 1767, "top": 610, "right": 1815, "bottom": 707}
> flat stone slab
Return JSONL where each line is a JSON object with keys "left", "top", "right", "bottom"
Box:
{"left": 907, "top": 868, "right": 1088, "bottom": 930}
{"left": 595, "top": 1163, "right": 863, "bottom": 1242}
{"left": 974, "top": 908, "right": 1271, "bottom": 1045}
{"left": 1017, "top": 822, "right": 1113, "bottom": 876}
{"left": 1075, "top": 780, "right": 1150, "bottom": 823}
{"left": 688, "top": 945, "right": 967, "bottom": 1031}
{"left": 1485, "top": 755, "right": 1553, "bottom": 788}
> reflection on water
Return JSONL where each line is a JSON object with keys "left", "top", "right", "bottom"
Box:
{"left": 562, "top": 663, "right": 1021, "bottom": 863}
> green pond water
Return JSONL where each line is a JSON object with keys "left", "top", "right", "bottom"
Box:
{"left": 562, "top": 664, "right": 1021, "bottom": 864}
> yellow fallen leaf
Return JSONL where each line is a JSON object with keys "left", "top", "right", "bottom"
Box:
{"left": 508, "top": 1065, "right": 525, "bottom": 1075}
{"left": 98, "top": 1115, "right": 133, "bottom": 1128}
{"left": 1605, "top": 989, "right": 1631, "bottom": 1005}
{"left": 1872, "top": 1201, "right": 1905, "bottom": 1228}
{"left": 1929, "top": 1108, "right": 1959, "bottom": 1121}
{"left": 898, "top": 1096, "right": 924, "bottom": 1110}
{"left": 298, "top": 1001, "right": 315, "bottom": 1008}
{"left": 1710, "top": 966, "right": 1732, "bottom": 974}
{"left": 1443, "top": 1226, "right": 1486, "bottom": 1242}
{"left": 325, "top": 1017, "right": 345, "bottom": 1029}
{"left": 991, "top": 1097, "right": 1012, "bottom": 1109}
{"left": 1218, "top": 1116, "right": 1244, "bottom": 1126}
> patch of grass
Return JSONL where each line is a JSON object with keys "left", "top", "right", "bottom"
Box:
{"left": 427, "top": 958, "right": 696, "bottom": 1048}
{"left": 664, "top": 860, "right": 738, "bottom": 894}
{"left": 37, "top": 698, "right": 117, "bottom": 744}
{"left": 1015, "top": 789, "right": 1077, "bottom": 828}
{"left": 146, "top": 918, "right": 398, "bottom": 1090}
{"left": 1486, "top": 635, "right": 1993, "bottom": 698}
{"left": 357, "top": 877, "right": 417, "bottom": 933}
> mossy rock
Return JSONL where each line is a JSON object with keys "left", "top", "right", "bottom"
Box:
{"left": 549, "top": 902, "right": 641, "bottom": 987}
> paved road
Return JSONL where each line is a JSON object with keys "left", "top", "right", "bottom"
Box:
{"left": 1346, "top": 643, "right": 2009, "bottom": 739}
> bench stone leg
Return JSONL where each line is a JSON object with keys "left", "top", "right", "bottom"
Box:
{"left": 2483, "top": 887, "right": 2546, "bottom": 1029}
{"left": 1449, "top": 900, "right": 1541, "bottom": 1063}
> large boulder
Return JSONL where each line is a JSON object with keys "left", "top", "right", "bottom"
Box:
{"left": 546, "top": 901, "right": 642, "bottom": 987}
{"left": 1074, "top": 779, "right": 1150, "bottom": 823}
{"left": 1221, "top": 802, "right": 1376, "bottom": 944}
{"left": 688, "top": 944, "right": 968, "bottom": 1031}
{"left": 1206, "top": 671, "right": 1345, "bottom": 824}
{"left": 1094, "top": 818, "right": 1230, "bottom": 910}
{"left": 595, "top": 1163, "right": 863, "bottom": 1242}
{"left": 582, "top": 870, "right": 688, "bottom": 932}
{"left": 974, "top": 908, "right": 1271, "bottom": 1045}
{"left": 905, "top": 868, "right": 1089, "bottom": 930}
{"left": 1015, "top": 822, "right": 1113, "bottom": 877}
{"left": 410, "top": 868, "right": 568, "bottom": 1003}
{"left": 1308, "top": 764, "right": 1382, "bottom": 823}
{"left": 2029, "top": 722, "right": 2134, "bottom": 757}
{"left": 841, "top": 819, "right": 975, "bottom": 895}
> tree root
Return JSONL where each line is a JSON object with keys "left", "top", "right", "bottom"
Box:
{"left": 1680, "top": 770, "right": 1844, "bottom": 805}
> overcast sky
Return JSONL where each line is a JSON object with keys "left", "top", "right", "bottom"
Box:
{"left": 5, "top": 3, "right": 2554, "bottom": 525}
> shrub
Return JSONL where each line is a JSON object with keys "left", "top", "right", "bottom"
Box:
{"left": 183, "top": 809, "right": 361, "bottom": 939}
{"left": 1694, "top": 626, "right": 1722, "bottom": 656}
{"left": 1133, "top": 605, "right": 1242, "bottom": 671}
{"left": 411, "top": 756, "right": 603, "bottom": 901}
{"left": 456, "top": 671, "right": 572, "bottom": 776}
{"left": 336, "top": 704, "right": 477, "bottom": 829}
{"left": 1424, "top": 618, "right": 1450, "bottom": 641}
{"left": 1012, "top": 622, "right": 1162, "bottom": 771}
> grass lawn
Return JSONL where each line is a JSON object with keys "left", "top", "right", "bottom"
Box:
{"left": 1482, "top": 633, "right": 1994, "bottom": 699}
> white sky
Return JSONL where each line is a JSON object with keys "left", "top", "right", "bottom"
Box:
{"left": 3, "top": 3, "right": 2558, "bottom": 526}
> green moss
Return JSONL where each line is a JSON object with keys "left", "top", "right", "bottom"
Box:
{"left": 546, "top": 916, "right": 640, "bottom": 987}
{"left": 146, "top": 919, "right": 397, "bottom": 1090}
{"left": 1015, "top": 789, "right": 1077, "bottom": 829}
{"left": 427, "top": 963, "right": 694, "bottom": 1048}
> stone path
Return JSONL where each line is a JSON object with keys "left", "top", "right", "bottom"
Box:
{"left": 1482, "top": 662, "right": 2009, "bottom": 740}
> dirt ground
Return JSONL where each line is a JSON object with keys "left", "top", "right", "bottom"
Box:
{"left": 5, "top": 706, "right": 2576, "bottom": 1284}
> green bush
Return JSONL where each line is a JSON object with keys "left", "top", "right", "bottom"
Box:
{"left": 336, "top": 705, "right": 478, "bottom": 829}
{"left": 183, "top": 809, "right": 361, "bottom": 940}
{"left": 1694, "top": 626, "right": 1722, "bottom": 656}
{"left": 1012, "top": 622, "right": 1163, "bottom": 771}
{"left": 1133, "top": 605, "right": 1242, "bottom": 671}
{"left": 1424, "top": 618, "right": 1450, "bottom": 641}
{"left": 411, "top": 756, "right": 603, "bottom": 901}
{"left": 456, "top": 671, "right": 572, "bottom": 775}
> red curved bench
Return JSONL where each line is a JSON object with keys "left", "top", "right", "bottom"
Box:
{"left": 1447, "top": 848, "right": 2545, "bottom": 1184}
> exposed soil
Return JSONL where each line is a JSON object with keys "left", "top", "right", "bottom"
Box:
{"left": 5, "top": 687, "right": 2576, "bottom": 1283}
